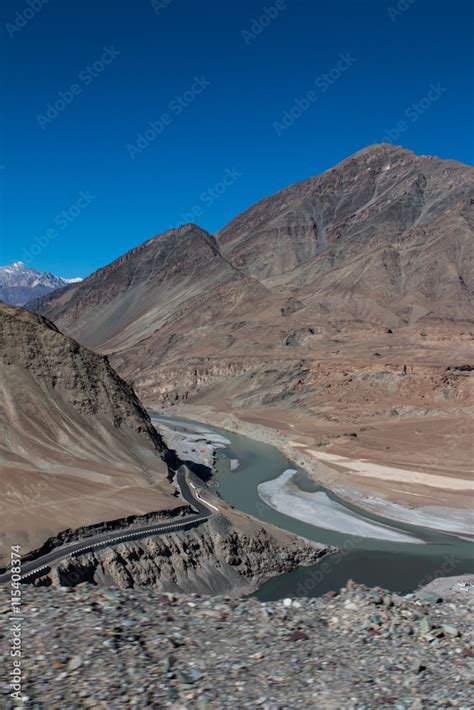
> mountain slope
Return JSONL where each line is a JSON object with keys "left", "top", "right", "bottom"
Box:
{"left": 30, "top": 146, "right": 474, "bottom": 515}
{"left": 219, "top": 144, "right": 474, "bottom": 324}
{"left": 30, "top": 223, "right": 276, "bottom": 390}
{"left": 0, "top": 261, "right": 81, "bottom": 306}
{"left": 0, "top": 304, "right": 181, "bottom": 564}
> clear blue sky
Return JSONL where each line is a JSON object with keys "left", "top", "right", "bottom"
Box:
{"left": 1, "top": 0, "right": 473, "bottom": 277}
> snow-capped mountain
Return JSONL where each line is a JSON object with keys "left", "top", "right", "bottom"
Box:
{"left": 0, "top": 262, "right": 82, "bottom": 306}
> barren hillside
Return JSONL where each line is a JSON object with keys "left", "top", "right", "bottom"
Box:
{"left": 30, "top": 145, "right": 474, "bottom": 514}
{"left": 0, "top": 304, "right": 180, "bottom": 564}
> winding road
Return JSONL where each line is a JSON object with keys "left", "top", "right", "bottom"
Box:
{"left": 0, "top": 467, "right": 217, "bottom": 586}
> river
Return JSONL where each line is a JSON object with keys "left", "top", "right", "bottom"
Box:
{"left": 152, "top": 414, "right": 473, "bottom": 600}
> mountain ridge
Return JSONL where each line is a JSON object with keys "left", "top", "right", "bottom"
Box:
{"left": 0, "top": 261, "right": 82, "bottom": 306}
{"left": 27, "top": 145, "right": 474, "bottom": 517}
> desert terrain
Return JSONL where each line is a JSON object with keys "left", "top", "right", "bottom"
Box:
{"left": 29, "top": 144, "right": 474, "bottom": 531}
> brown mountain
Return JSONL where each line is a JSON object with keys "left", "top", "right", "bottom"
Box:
{"left": 30, "top": 222, "right": 275, "bottom": 393}
{"left": 0, "top": 304, "right": 180, "bottom": 564}
{"left": 31, "top": 145, "right": 474, "bottom": 516}
{"left": 219, "top": 143, "right": 474, "bottom": 323}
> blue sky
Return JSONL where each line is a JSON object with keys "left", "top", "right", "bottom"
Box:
{"left": 1, "top": 0, "right": 473, "bottom": 278}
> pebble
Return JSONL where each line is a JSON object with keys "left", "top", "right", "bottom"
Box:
{"left": 0, "top": 582, "right": 472, "bottom": 708}
{"left": 419, "top": 616, "right": 433, "bottom": 634}
{"left": 417, "top": 591, "right": 443, "bottom": 604}
{"left": 409, "top": 661, "right": 427, "bottom": 674}
{"left": 288, "top": 630, "right": 309, "bottom": 641}
{"left": 344, "top": 601, "right": 359, "bottom": 611}
{"left": 442, "top": 624, "right": 459, "bottom": 636}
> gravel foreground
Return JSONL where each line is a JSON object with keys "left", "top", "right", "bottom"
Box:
{"left": 1, "top": 581, "right": 473, "bottom": 709}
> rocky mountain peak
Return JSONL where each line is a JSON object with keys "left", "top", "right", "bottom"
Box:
{"left": 218, "top": 144, "right": 473, "bottom": 282}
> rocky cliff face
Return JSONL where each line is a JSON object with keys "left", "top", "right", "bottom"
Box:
{"left": 42, "top": 512, "right": 332, "bottom": 595}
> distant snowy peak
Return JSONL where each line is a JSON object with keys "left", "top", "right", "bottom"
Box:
{"left": 8, "top": 261, "right": 26, "bottom": 270}
{"left": 0, "top": 262, "right": 82, "bottom": 306}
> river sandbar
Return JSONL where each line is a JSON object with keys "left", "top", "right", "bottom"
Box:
{"left": 258, "top": 470, "right": 423, "bottom": 544}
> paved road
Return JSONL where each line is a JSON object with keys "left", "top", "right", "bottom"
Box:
{"left": 0, "top": 467, "right": 216, "bottom": 585}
